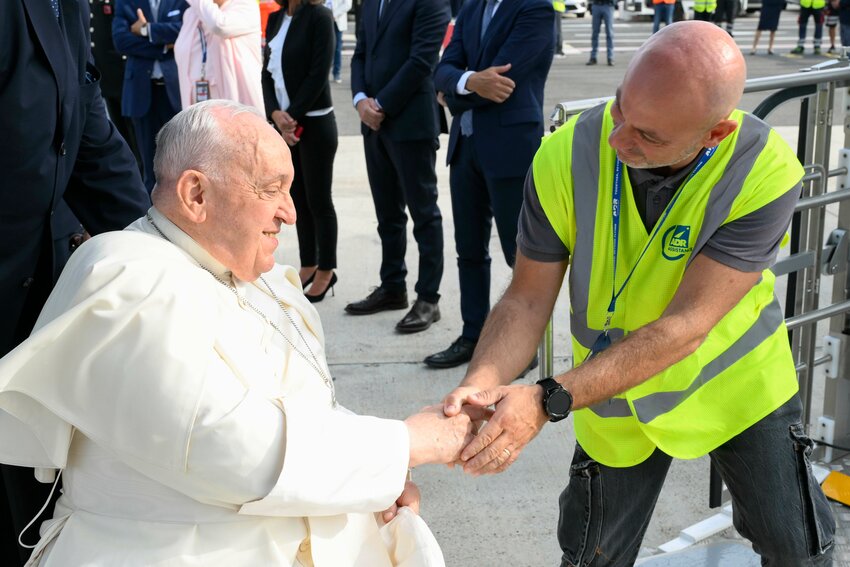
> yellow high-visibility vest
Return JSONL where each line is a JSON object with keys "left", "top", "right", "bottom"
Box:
{"left": 693, "top": 0, "right": 717, "bottom": 12}
{"left": 532, "top": 102, "right": 803, "bottom": 467}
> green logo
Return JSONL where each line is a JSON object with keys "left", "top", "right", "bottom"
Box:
{"left": 662, "top": 225, "right": 692, "bottom": 261}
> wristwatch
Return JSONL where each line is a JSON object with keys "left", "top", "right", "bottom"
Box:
{"left": 536, "top": 377, "right": 573, "bottom": 422}
{"left": 140, "top": 23, "right": 149, "bottom": 37}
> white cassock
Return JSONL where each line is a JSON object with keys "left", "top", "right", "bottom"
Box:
{"left": 0, "top": 208, "right": 443, "bottom": 566}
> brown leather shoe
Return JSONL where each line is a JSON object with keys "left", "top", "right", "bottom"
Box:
{"left": 395, "top": 299, "right": 440, "bottom": 334}
{"left": 344, "top": 287, "right": 408, "bottom": 315}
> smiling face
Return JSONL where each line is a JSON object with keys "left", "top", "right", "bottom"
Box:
{"left": 199, "top": 113, "right": 296, "bottom": 281}
{"left": 608, "top": 85, "right": 711, "bottom": 171}
{"left": 607, "top": 21, "right": 746, "bottom": 173}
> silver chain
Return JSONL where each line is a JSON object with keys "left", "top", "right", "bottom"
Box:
{"left": 146, "top": 213, "right": 337, "bottom": 407}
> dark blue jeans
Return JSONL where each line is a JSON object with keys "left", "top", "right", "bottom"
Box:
{"left": 652, "top": 3, "right": 673, "bottom": 33}
{"left": 798, "top": 7, "right": 825, "bottom": 46}
{"left": 558, "top": 395, "right": 835, "bottom": 566}
{"left": 590, "top": 4, "right": 615, "bottom": 62}
{"left": 333, "top": 23, "right": 342, "bottom": 80}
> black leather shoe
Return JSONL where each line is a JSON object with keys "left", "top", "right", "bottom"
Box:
{"left": 345, "top": 287, "right": 408, "bottom": 315}
{"left": 396, "top": 299, "right": 440, "bottom": 333}
{"left": 515, "top": 354, "right": 540, "bottom": 381}
{"left": 586, "top": 58, "right": 597, "bottom": 66}
{"left": 424, "top": 336, "right": 477, "bottom": 369}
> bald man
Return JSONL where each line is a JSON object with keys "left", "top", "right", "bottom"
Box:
{"left": 440, "top": 21, "right": 835, "bottom": 565}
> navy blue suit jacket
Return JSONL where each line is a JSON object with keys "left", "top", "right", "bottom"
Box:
{"left": 0, "top": 0, "right": 149, "bottom": 359}
{"left": 351, "top": 0, "right": 450, "bottom": 141}
{"left": 112, "top": 0, "right": 186, "bottom": 117}
{"left": 434, "top": 0, "right": 554, "bottom": 178}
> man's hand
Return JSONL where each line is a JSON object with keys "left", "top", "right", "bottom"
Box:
{"left": 271, "top": 110, "right": 297, "bottom": 133}
{"left": 458, "top": 384, "right": 548, "bottom": 475}
{"left": 467, "top": 64, "right": 515, "bottom": 103}
{"left": 381, "top": 480, "right": 420, "bottom": 523}
{"left": 437, "top": 91, "right": 447, "bottom": 108}
{"left": 443, "top": 385, "right": 485, "bottom": 417}
{"left": 356, "top": 97, "right": 385, "bottom": 131}
{"left": 405, "top": 404, "right": 492, "bottom": 468}
{"left": 131, "top": 9, "right": 148, "bottom": 36}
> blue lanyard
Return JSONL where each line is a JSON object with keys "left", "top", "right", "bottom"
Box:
{"left": 603, "top": 146, "right": 717, "bottom": 333}
{"left": 197, "top": 24, "right": 208, "bottom": 78}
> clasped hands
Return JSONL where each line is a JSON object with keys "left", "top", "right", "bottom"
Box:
{"left": 405, "top": 380, "right": 548, "bottom": 477}
{"left": 385, "top": 380, "right": 547, "bottom": 521}
{"left": 356, "top": 97, "right": 385, "bottom": 131}
{"left": 271, "top": 110, "right": 300, "bottom": 146}
{"left": 444, "top": 381, "right": 549, "bottom": 476}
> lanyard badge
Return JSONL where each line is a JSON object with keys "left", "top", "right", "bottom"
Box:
{"left": 195, "top": 24, "right": 210, "bottom": 102}
{"left": 584, "top": 146, "right": 717, "bottom": 363}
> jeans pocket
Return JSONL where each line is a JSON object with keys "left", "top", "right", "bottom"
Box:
{"left": 789, "top": 422, "right": 836, "bottom": 558}
{"left": 558, "top": 451, "right": 604, "bottom": 567}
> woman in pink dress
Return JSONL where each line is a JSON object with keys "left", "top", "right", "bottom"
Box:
{"left": 174, "top": 0, "right": 264, "bottom": 111}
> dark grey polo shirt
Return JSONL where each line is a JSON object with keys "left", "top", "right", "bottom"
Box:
{"left": 516, "top": 158, "right": 802, "bottom": 272}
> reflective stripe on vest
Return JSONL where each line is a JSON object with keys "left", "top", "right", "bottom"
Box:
{"left": 532, "top": 102, "right": 803, "bottom": 467}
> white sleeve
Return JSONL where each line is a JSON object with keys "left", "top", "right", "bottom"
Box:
{"left": 238, "top": 399, "right": 410, "bottom": 518}
{"left": 125, "top": 353, "right": 408, "bottom": 516}
{"left": 195, "top": 0, "right": 259, "bottom": 38}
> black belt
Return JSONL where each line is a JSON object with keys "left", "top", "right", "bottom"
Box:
{"left": 151, "top": 78, "right": 166, "bottom": 86}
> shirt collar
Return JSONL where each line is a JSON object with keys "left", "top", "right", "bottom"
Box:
{"left": 146, "top": 207, "right": 234, "bottom": 283}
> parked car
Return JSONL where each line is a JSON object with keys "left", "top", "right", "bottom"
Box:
{"left": 564, "top": 0, "right": 588, "bottom": 17}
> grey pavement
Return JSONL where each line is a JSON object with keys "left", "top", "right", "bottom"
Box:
{"left": 275, "top": 11, "right": 849, "bottom": 566}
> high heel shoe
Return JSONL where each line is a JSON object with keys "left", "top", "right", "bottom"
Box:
{"left": 306, "top": 272, "right": 337, "bottom": 303}
{"left": 301, "top": 268, "right": 318, "bottom": 288}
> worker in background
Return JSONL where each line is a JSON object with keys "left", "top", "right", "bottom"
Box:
{"left": 791, "top": 0, "right": 826, "bottom": 54}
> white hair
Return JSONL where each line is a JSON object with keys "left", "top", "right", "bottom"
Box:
{"left": 153, "top": 100, "right": 264, "bottom": 185}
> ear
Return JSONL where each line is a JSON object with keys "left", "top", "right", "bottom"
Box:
{"left": 174, "top": 169, "right": 209, "bottom": 223}
{"left": 703, "top": 119, "right": 738, "bottom": 148}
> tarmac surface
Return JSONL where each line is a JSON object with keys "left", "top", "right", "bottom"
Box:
{"left": 273, "top": 10, "right": 850, "bottom": 566}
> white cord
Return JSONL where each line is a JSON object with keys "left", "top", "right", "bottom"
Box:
{"left": 18, "top": 469, "right": 62, "bottom": 549}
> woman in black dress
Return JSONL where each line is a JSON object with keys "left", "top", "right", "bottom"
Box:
{"left": 262, "top": 0, "right": 339, "bottom": 302}
{"left": 751, "top": 0, "right": 785, "bottom": 54}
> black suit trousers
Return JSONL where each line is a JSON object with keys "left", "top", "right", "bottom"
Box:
{"left": 131, "top": 82, "right": 180, "bottom": 193}
{"left": 450, "top": 134, "right": 524, "bottom": 341}
{"left": 362, "top": 131, "right": 443, "bottom": 303}
{"left": 290, "top": 112, "right": 339, "bottom": 270}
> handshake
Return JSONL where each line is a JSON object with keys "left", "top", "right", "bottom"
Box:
{"left": 404, "top": 381, "right": 550, "bottom": 475}
{"left": 382, "top": 382, "right": 549, "bottom": 522}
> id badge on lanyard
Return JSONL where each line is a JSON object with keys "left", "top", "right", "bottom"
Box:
{"left": 195, "top": 24, "right": 210, "bottom": 103}
{"left": 584, "top": 147, "right": 717, "bottom": 363}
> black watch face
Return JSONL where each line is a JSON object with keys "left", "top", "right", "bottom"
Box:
{"left": 547, "top": 390, "right": 572, "bottom": 417}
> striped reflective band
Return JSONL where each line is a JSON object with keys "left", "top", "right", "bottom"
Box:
{"left": 587, "top": 298, "right": 784, "bottom": 422}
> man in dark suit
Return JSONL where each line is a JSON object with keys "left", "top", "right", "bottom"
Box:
{"left": 91, "top": 0, "right": 141, "bottom": 162}
{"left": 347, "top": 0, "right": 450, "bottom": 334}
{"left": 0, "top": 1, "right": 149, "bottom": 563}
{"left": 427, "top": 0, "right": 554, "bottom": 368}
{"left": 113, "top": 0, "right": 186, "bottom": 193}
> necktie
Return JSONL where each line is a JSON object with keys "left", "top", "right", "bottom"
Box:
{"left": 50, "top": 0, "right": 60, "bottom": 20}
{"left": 480, "top": 0, "right": 496, "bottom": 40}
{"left": 461, "top": 0, "right": 497, "bottom": 136}
{"left": 150, "top": 0, "right": 160, "bottom": 22}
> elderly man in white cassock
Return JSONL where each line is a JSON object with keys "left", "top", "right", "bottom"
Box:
{"left": 0, "top": 99, "right": 483, "bottom": 567}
